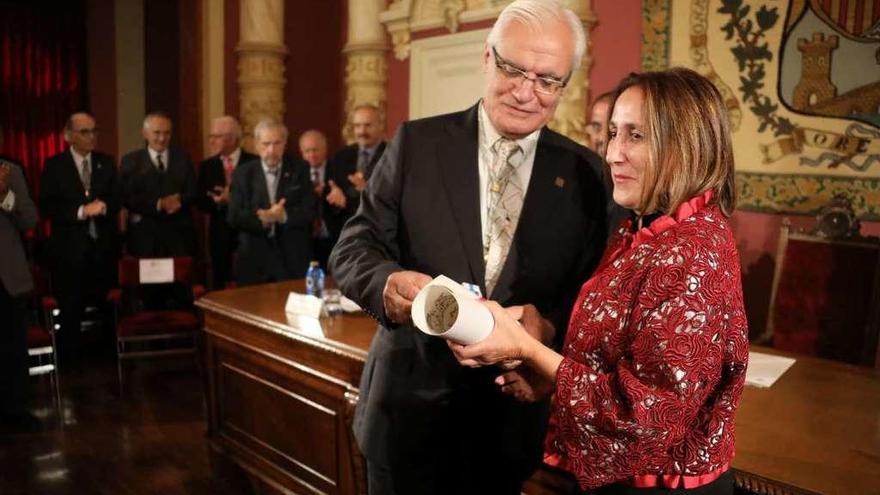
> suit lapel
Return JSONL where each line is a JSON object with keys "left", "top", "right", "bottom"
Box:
{"left": 491, "top": 129, "right": 564, "bottom": 301}
{"left": 437, "top": 105, "right": 485, "bottom": 291}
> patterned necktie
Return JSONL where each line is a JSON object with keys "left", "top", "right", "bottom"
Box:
{"left": 81, "top": 157, "right": 91, "bottom": 196}
{"left": 356, "top": 149, "right": 370, "bottom": 174}
{"left": 156, "top": 153, "right": 166, "bottom": 172}
{"left": 484, "top": 138, "right": 523, "bottom": 296}
{"left": 266, "top": 167, "right": 279, "bottom": 238}
{"left": 82, "top": 158, "right": 97, "bottom": 239}
{"left": 266, "top": 167, "right": 278, "bottom": 204}
{"left": 222, "top": 155, "right": 234, "bottom": 185}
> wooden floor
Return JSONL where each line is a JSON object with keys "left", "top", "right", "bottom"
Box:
{"left": 0, "top": 345, "right": 245, "bottom": 494}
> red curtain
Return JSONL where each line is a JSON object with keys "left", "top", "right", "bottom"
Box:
{"left": 0, "top": 2, "right": 86, "bottom": 207}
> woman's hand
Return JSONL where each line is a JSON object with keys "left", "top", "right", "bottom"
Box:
{"left": 448, "top": 301, "right": 537, "bottom": 367}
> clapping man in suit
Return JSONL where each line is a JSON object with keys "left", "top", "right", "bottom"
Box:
{"left": 0, "top": 156, "right": 39, "bottom": 429}
{"left": 298, "top": 129, "right": 333, "bottom": 269}
{"left": 228, "top": 120, "right": 315, "bottom": 285}
{"left": 330, "top": 1, "right": 608, "bottom": 493}
{"left": 197, "top": 116, "right": 257, "bottom": 290}
{"left": 324, "top": 104, "right": 387, "bottom": 242}
{"left": 40, "top": 112, "right": 119, "bottom": 361}
{"left": 119, "top": 112, "right": 197, "bottom": 257}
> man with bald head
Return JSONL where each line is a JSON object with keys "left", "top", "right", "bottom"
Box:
{"left": 197, "top": 116, "right": 257, "bottom": 289}
{"left": 331, "top": 1, "right": 607, "bottom": 492}
{"left": 119, "top": 112, "right": 197, "bottom": 257}
{"left": 40, "top": 112, "right": 119, "bottom": 361}
{"left": 298, "top": 129, "right": 333, "bottom": 268}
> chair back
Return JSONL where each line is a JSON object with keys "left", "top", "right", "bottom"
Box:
{"left": 767, "top": 221, "right": 880, "bottom": 368}
{"left": 118, "top": 256, "right": 194, "bottom": 288}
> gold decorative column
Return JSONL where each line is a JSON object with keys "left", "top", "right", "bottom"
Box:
{"left": 237, "top": 0, "right": 287, "bottom": 151}
{"left": 548, "top": 0, "right": 596, "bottom": 146}
{"left": 343, "top": 0, "right": 389, "bottom": 142}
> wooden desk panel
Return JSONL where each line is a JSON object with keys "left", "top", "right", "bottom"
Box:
{"left": 197, "top": 281, "right": 880, "bottom": 495}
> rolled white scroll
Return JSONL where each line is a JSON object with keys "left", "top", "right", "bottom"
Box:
{"left": 411, "top": 275, "right": 494, "bottom": 345}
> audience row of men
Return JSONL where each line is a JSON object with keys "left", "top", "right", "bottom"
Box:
{"left": 17, "top": 106, "right": 384, "bottom": 360}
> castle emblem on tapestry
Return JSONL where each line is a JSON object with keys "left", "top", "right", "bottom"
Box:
{"left": 645, "top": 0, "right": 880, "bottom": 218}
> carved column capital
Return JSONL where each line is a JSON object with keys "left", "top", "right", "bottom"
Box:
{"left": 237, "top": 0, "right": 287, "bottom": 152}
{"left": 344, "top": 0, "right": 389, "bottom": 143}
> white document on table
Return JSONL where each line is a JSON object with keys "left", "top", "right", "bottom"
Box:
{"left": 746, "top": 351, "right": 796, "bottom": 388}
{"left": 138, "top": 258, "right": 174, "bottom": 284}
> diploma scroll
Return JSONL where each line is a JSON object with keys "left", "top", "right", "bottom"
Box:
{"left": 411, "top": 275, "right": 494, "bottom": 345}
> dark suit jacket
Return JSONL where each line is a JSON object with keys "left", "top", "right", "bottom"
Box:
{"left": 39, "top": 149, "right": 118, "bottom": 264}
{"left": 330, "top": 104, "right": 608, "bottom": 481}
{"left": 227, "top": 156, "right": 315, "bottom": 283}
{"left": 196, "top": 151, "right": 258, "bottom": 276}
{"left": 0, "top": 159, "right": 37, "bottom": 296}
{"left": 119, "top": 147, "right": 197, "bottom": 257}
{"left": 324, "top": 142, "right": 387, "bottom": 241}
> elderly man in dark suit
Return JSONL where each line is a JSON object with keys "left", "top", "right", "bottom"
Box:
{"left": 40, "top": 112, "right": 119, "bottom": 360}
{"left": 197, "top": 116, "right": 257, "bottom": 290}
{"left": 119, "top": 112, "right": 197, "bottom": 257}
{"left": 0, "top": 157, "right": 39, "bottom": 429}
{"left": 330, "top": 1, "right": 608, "bottom": 493}
{"left": 324, "top": 104, "right": 387, "bottom": 242}
{"left": 228, "top": 120, "right": 315, "bottom": 285}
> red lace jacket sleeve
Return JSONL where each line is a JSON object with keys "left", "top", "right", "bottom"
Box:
{"left": 548, "top": 224, "right": 747, "bottom": 488}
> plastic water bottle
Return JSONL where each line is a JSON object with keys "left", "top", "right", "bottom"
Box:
{"left": 305, "top": 261, "right": 325, "bottom": 297}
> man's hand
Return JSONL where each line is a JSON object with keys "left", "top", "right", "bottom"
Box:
{"left": 494, "top": 367, "right": 554, "bottom": 403}
{"left": 325, "top": 180, "right": 346, "bottom": 208}
{"left": 347, "top": 171, "right": 366, "bottom": 192}
{"left": 518, "top": 304, "right": 555, "bottom": 346}
{"left": 257, "top": 198, "right": 286, "bottom": 226}
{"left": 208, "top": 185, "right": 229, "bottom": 204}
{"left": 0, "top": 163, "right": 10, "bottom": 197}
{"left": 159, "top": 193, "right": 182, "bottom": 214}
{"left": 382, "top": 270, "right": 432, "bottom": 325}
{"left": 82, "top": 199, "right": 107, "bottom": 217}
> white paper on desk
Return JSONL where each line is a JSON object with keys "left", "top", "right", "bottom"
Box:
{"left": 285, "top": 292, "right": 323, "bottom": 319}
{"left": 340, "top": 296, "right": 362, "bottom": 313}
{"left": 746, "top": 351, "right": 796, "bottom": 388}
{"left": 411, "top": 275, "right": 494, "bottom": 345}
{"left": 138, "top": 258, "right": 174, "bottom": 284}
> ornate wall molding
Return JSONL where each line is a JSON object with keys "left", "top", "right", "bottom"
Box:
{"left": 237, "top": 0, "right": 287, "bottom": 152}
{"left": 380, "top": 0, "right": 509, "bottom": 61}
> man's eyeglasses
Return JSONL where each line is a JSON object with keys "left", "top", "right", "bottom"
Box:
{"left": 491, "top": 46, "right": 568, "bottom": 96}
{"left": 73, "top": 128, "right": 99, "bottom": 136}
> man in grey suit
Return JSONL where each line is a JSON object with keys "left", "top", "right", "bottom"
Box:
{"left": 330, "top": 1, "right": 607, "bottom": 493}
{"left": 119, "top": 112, "right": 197, "bottom": 257}
{"left": 228, "top": 120, "right": 315, "bottom": 285}
{"left": 0, "top": 158, "right": 39, "bottom": 427}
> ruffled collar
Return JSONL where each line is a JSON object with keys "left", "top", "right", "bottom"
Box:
{"left": 630, "top": 190, "right": 714, "bottom": 248}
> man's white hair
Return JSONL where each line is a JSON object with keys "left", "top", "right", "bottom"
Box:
{"left": 486, "top": 0, "right": 586, "bottom": 73}
{"left": 213, "top": 115, "right": 242, "bottom": 141}
{"left": 142, "top": 111, "right": 172, "bottom": 130}
{"left": 253, "top": 118, "right": 288, "bottom": 141}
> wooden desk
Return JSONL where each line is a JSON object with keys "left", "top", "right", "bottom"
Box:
{"left": 197, "top": 281, "right": 880, "bottom": 495}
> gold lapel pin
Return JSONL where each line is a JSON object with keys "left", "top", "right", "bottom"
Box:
{"left": 554, "top": 177, "right": 565, "bottom": 188}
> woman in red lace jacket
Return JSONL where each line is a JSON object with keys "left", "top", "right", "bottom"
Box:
{"left": 451, "top": 68, "right": 749, "bottom": 494}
